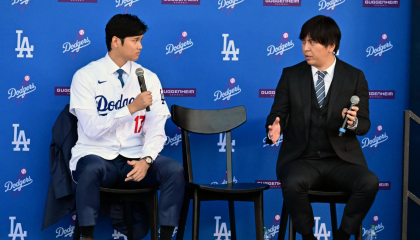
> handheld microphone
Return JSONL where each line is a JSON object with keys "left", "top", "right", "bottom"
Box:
{"left": 135, "top": 68, "right": 150, "bottom": 112}
{"left": 339, "top": 95, "right": 360, "bottom": 137}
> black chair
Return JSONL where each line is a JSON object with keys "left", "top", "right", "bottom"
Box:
{"left": 171, "top": 105, "right": 270, "bottom": 240}
{"left": 73, "top": 187, "right": 160, "bottom": 240}
{"left": 278, "top": 190, "right": 363, "bottom": 240}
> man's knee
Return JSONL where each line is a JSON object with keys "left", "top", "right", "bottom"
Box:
{"left": 281, "top": 176, "right": 309, "bottom": 196}
{"left": 76, "top": 155, "right": 106, "bottom": 180}
{"left": 356, "top": 172, "right": 379, "bottom": 194}
{"left": 156, "top": 156, "right": 184, "bottom": 179}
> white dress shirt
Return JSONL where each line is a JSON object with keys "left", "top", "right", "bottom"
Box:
{"left": 69, "top": 53, "right": 170, "bottom": 171}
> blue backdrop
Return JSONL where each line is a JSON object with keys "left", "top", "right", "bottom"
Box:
{"left": 0, "top": 0, "right": 410, "bottom": 239}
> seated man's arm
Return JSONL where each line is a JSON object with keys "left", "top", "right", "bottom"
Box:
{"left": 353, "top": 70, "right": 370, "bottom": 136}
{"left": 70, "top": 70, "right": 133, "bottom": 140}
{"left": 265, "top": 69, "right": 291, "bottom": 144}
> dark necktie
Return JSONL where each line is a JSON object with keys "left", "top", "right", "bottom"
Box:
{"left": 316, "top": 70, "right": 328, "bottom": 108}
{"left": 116, "top": 69, "right": 124, "bottom": 88}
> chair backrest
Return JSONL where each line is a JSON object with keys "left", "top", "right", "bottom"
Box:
{"left": 171, "top": 105, "right": 247, "bottom": 184}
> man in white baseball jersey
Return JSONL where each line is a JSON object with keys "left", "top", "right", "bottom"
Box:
{"left": 69, "top": 14, "right": 184, "bottom": 240}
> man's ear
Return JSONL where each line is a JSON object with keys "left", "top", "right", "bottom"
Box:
{"left": 328, "top": 43, "right": 336, "bottom": 54}
{"left": 111, "top": 36, "right": 120, "bottom": 50}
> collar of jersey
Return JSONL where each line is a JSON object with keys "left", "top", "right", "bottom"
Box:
{"left": 104, "top": 53, "right": 132, "bottom": 76}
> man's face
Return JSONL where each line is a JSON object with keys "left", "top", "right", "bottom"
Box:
{"left": 301, "top": 35, "right": 334, "bottom": 69}
{"left": 115, "top": 35, "right": 143, "bottom": 62}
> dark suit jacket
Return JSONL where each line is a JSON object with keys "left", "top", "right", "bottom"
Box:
{"left": 265, "top": 58, "right": 371, "bottom": 177}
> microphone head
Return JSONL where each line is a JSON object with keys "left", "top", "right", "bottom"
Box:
{"left": 135, "top": 68, "right": 144, "bottom": 77}
{"left": 350, "top": 95, "right": 360, "bottom": 105}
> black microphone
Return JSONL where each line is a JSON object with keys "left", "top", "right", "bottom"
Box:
{"left": 339, "top": 95, "right": 360, "bottom": 137}
{"left": 135, "top": 68, "right": 150, "bottom": 112}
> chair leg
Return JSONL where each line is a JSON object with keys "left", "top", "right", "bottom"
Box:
{"left": 254, "top": 192, "right": 264, "bottom": 240}
{"left": 288, "top": 216, "right": 296, "bottom": 240}
{"left": 192, "top": 190, "right": 200, "bottom": 240}
{"left": 73, "top": 215, "right": 80, "bottom": 240}
{"left": 330, "top": 203, "right": 338, "bottom": 239}
{"left": 278, "top": 204, "right": 288, "bottom": 240}
{"left": 355, "top": 224, "right": 363, "bottom": 240}
{"left": 176, "top": 188, "right": 191, "bottom": 240}
{"left": 228, "top": 200, "right": 237, "bottom": 240}
{"left": 150, "top": 191, "right": 159, "bottom": 240}
{"left": 124, "top": 202, "right": 134, "bottom": 240}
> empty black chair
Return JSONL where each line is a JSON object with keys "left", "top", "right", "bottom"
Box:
{"left": 73, "top": 187, "right": 160, "bottom": 240}
{"left": 171, "top": 105, "right": 269, "bottom": 240}
{"left": 278, "top": 190, "right": 363, "bottom": 240}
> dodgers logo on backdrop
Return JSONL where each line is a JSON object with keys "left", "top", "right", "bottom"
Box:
{"left": 263, "top": 134, "right": 283, "bottom": 153}
{"left": 263, "top": 0, "right": 301, "bottom": 6}
{"left": 218, "top": 0, "right": 244, "bottom": 16}
{"left": 16, "top": 30, "right": 33, "bottom": 58}
{"left": 12, "top": 0, "right": 30, "bottom": 12}
{"left": 8, "top": 75, "right": 36, "bottom": 106}
{"left": 162, "top": 0, "right": 200, "bottom": 5}
{"left": 267, "top": 33, "right": 294, "bottom": 63}
{"left": 363, "top": 216, "right": 385, "bottom": 240}
{"left": 366, "top": 34, "right": 393, "bottom": 64}
{"left": 318, "top": 0, "right": 345, "bottom": 15}
{"left": 9, "top": 217, "right": 27, "bottom": 240}
{"left": 5, "top": 169, "right": 33, "bottom": 199}
{"left": 55, "top": 215, "right": 75, "bottom": 239}
{"left": 263, "top": 215, "right": 281, "bottom": 239}
{"left": 12, "top": 124, "right": 30, "bottom": 151}
{"left": 214, "top": 216, "right": 231, "bottom": 239}
{"left": 165, "top": 127, "right": 182, "bottom": 153}
{"left": 116, "top": 0, "right": 139, "bottom": 13}
{"left": 361, "top": 125, "right": 388, "bottom": 154}
{"left": 63, "top": 29, "right": 91, "bottom": 60}
{"left": 211, "top": 171, "right": 238, "bottom": 185}
{"left": 166, "top": 31, "right": 194, "bottom": 61}
{"left": 363, "top": 0, "right": 400, "bottom": 8}
{"left": 214, "top": 78, "right": 241, "bottom": 108}
{"left": 222, "top": 34, "right": 239, "bottom": 61}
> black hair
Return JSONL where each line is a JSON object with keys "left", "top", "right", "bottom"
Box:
{"left": 299, "top": 15, "right": 341, "bottom": 53}
{"left": 105, "top": 14, "right": 148, "bottom": 52}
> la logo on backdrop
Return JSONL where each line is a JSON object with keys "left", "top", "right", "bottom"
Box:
{"left": 318, "top": 0, "right": 346, "bottom": 16}
{"left": 366, "top": 34, "right": 393, "bottom": 64}
{"left": 12, "top": 0, "right": 30, "bottom": 12}
{"left": 218, "top": 0, "right": 245, "bottom": 16}
{"left": 267, "top": 32, "right": 295, "bottom": 63}
{"left": 166, "top": 31, "right": 194, "bottom": 61}
{"left": 361, "top": 125, "right": 388, "bottom": 154}
{"left": 4, "top": 169, "right": 33, "bottom": 199}
{"left": 63, "top": 29, "right": 91, "bottom": 60}
{"left": 8, "top": 75, "right": 36, "bottom": 106}
{"left": 214, "top": 78, "right": 241, "bottom": 108}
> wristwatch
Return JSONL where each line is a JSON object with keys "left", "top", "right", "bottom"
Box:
{"left": 142, "top": 156, "right": 153, "bottom": 164}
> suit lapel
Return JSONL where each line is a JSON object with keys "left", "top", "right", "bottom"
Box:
{"left": 299, "top": 63, "right": 312, "bottom": 138}
{"left": 327, "top": 58, "right": 345, "bottom": 123}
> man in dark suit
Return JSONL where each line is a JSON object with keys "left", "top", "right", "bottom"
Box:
{"left": 265, "top": 15, "right": 379, "bottom": 240}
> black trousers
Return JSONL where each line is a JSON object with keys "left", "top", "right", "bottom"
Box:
{"left": 279, "top": 157, "right": 379, "bottom": 235}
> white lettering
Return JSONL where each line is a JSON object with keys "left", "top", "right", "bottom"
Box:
{"left": 319, "top": 0, "right": 345, "bottom": 11}
{"left": 218, "top": 0, "right": 245, "bottom": 9}
{"left": 15, "top": 30, "right": 33, "bottom": 58}
{"left": 267, "top": 40, "right": 294, "bottom": 56}
{"left": 115, "top": 0, "right": 139, "bottom": 7}
{"left": 12, "top": 124, "right": 30, "bottom": 151}
{"left": 214, "top": 85, "right": 241, "bottom": 101}
{"left": 166, "top": 39, "right": 194, "bottom": 55}
{"left": 366, "top": 41, "right": 393, "bottom": 57}
{"left": 222, "top": 34, "right": 239, "bottom": 61}
{"left": 361, "top": 133, "right": 388, "bottom": 148}
{"left": 8, "top": 83, "right": 36, "bottom": 99}
{"left": 62, "top": 37, "right": 91, "bottom": 53}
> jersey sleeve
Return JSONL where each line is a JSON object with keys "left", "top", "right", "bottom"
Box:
{"left": 146, "top": 72, "right": 171, "bottom": 119}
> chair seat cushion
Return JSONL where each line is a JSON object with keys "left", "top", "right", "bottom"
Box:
{"left": 191, "top": 183, "right": 269, "bottom": 193}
